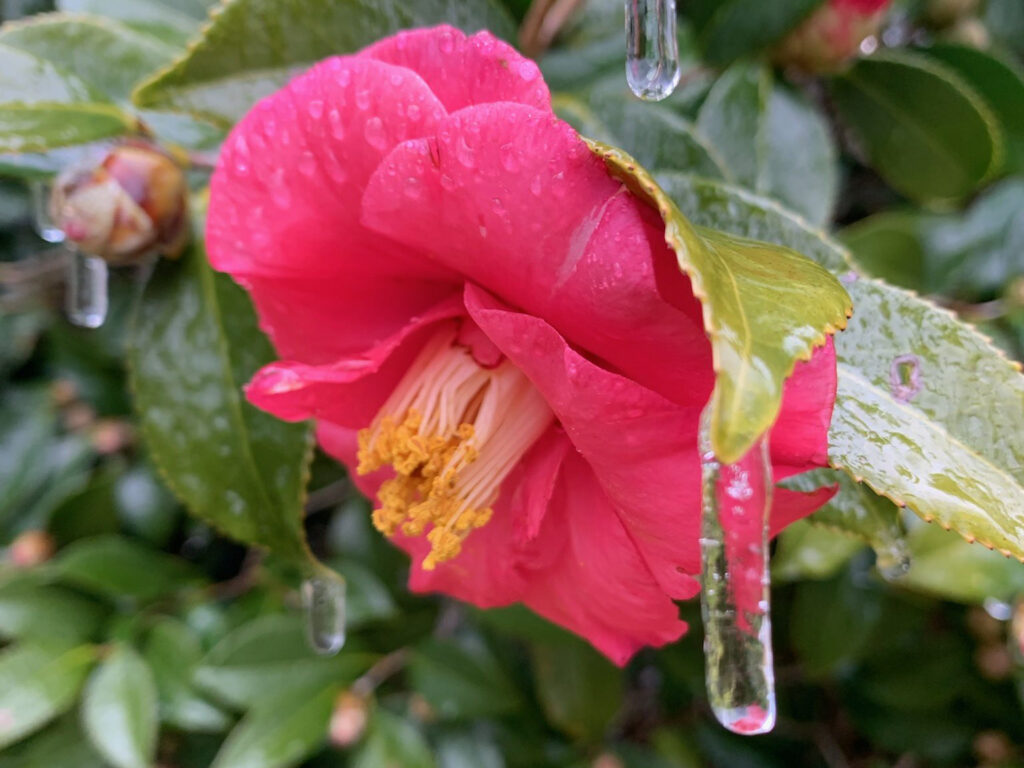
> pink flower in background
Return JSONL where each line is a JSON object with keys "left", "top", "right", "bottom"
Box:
{"left": 206, "top": 25, "right": 838, "bottom": 664}
{"left": 774, "top": 0, "right": 892, "bottom": 72}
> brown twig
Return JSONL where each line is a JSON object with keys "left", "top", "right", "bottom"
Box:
{"left": 350, "top": 647, "right": 410, "bottom": 697}
{"left": 520, "top": 0, "right": 588, "bottom": 58}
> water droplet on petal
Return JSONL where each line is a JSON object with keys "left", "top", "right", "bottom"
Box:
{"left": 298, "top": 151, "right": 317, "bottom": 177}
{"left": 270, "top": 169, "right": 291, "bottom": 208}
{"left": 328, "top": 109, "right": 345, "bottom": 140}
{"left": 530, "top": 176, "right": 543, "bottom": 196}
{"left": 455, "top": 136, "right": 476, "bottom": 168}
{"left": 699, "top": 407, "right": 776, "bottom": 736}
{"left": 499, "top": 143, "right": 520, "bottom": 173}
{"left": 364, "top": 116, "right": 387, "bottom": 150}
{"left": 407, "top": 103, "right": 422, "bottom": 121}
{"left": 625, "top": 0, "right": 682, "bottom": 101}
{"left": 302, "top": 576, "right": 346, "bottom": 655}
{"left": 440, "top": 174, "right": 457, "bottom": 191}
{"left": 65, "top": 248, "right": 108, "bottom": 328}
{"left": 355, "top": 89, "right": 371, "bottom": 110}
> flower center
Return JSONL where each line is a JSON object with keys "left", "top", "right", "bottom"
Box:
{"left": 357, "top": 326, "right": 554, "bottom": 569}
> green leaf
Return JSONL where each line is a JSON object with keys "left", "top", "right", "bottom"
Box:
{"left": 0, "top": 14, "right": 179, "bottom": 101}
{"left": 211, "top": 681, "right": 337, "bottom": 768}
{"left": 685, "top": 0, "right": 823, "bottom": 64}
{"left": 784, "top": 469, "right": 909, "bottom": 576}
{"left": 194, "top": 614, "right": 374, "bottom": 710}
{"left": 132, "top": 0, "right": 515, "bottom": 125}
{"left": 409, "top": 637, "right": 520, "bottom": 720}
{"left": 592, "top": 146, "right": 852, "bottom": 461}
{"left": 329, "top": 559, "right": 397, "bottom": 628}
{"left": 790, "top": 565, "right": 884, "bottom": 677}
{"left": 352, "top": 709, "right": 434, "bottom": 768}
{"left": 81, "top": 644, "right": 158, "bottom": 768}
{"left": 0, "top": 643, "right": 96, "bottom": 749}
{"left": 839, "top": 211, "right": 928, "bottom": 292}
{"left": 661, "top": 173, "right": 1024, "bottom": 559}
{"left": 51, "top": 534, "right": 203, "bottom": 601}
{"left": 129, "top": 235, "right": 314, "bottom": 563}
{"left": 900, "top": 517, "right": 1024, "bottom": 603}
{"left": 0, "top": 103, "right": 137, "bottom": 153}
{"left": 144, "top": 618, "right": 231, "bottom": 733}
{"left": 772, "top": 519, "right": 863, "bottom": 581}
{"left": 829, "top": 51, "right": 1001, "bottom": 205}
{"left": 56, "top": 0, "right": 203, "bottom": 47}
{"left": 0, "top": 581, "right": 107, "bottom": 645}
{"left": 435, "top": 730, "right": 505, "bottom": 768}
{"left": 924, "top": 43, "right": 1024, "bottom": 176}
{"left": 0, "top": 43, "right": 103, "bottom": 103}
{"left": 696, "top": 61, "right": 838, "bottom": 225}
{"left": 0, "top": 716, "right": 107, "bottom": 768}
{"left": 530, "top": 637, "right": 624, "bottom": 744}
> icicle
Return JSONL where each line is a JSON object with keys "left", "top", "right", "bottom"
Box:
{"left": 875, "top": 539, "right": 911, "bottom": 582}
{"left": 699, "top": 408, "right": 776, "bottom": 735}
{"left": 65, "top": 248, "right": 108, "bottom": 329}
{"left": 624, "top": 0, "right": 681, "bottom": 101}
{"left": 302, "top": 575, "right": 346, "bottom": 655}
{"left": 29, "top": 181, "right": 65, "bottom": 243}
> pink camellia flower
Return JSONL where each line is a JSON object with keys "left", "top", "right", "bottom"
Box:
{"left": 206, "top": 25, "right": 838, "bottom": 664}
{"left": 774, "top": 0, "right": 892, "bottom": 72}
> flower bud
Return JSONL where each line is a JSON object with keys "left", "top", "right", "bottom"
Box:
{"left": 8, "top": 530, "right": 55, "bottom": 568}
{"left": 50, "top": 144, "right": 189, "bottom": 265}
{"left": 328, "top": 692, "right": 368, "bottom": 747}
{"left": 773, "top": 0, "right": 891, "bottom": 74}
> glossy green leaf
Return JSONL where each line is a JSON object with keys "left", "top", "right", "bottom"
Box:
{"left": 56, "top": 0, "right": 202, "bottom": 47}
{"left": 210, "top": 681, "right": 336, "bottom": 768}
{"left": 409, "top": 637, "right": 520, "bottom": 720}
{"left": 696, "top": 61, "right": 837, "bottom": 225}
{"left": 435, "top": 731, "right": 505, "bottom": 768}
{"left": 0, "top": 43, "right": 102, "bottom": 102}
{"left": 840, "top": 211, "right": 928, "bottom": 292}
{"left": 352, "top": 710, "right": 434, "bottom": 768}
{"left": 790, "top": 565, "right": 884, "bottom": 677}
{"left": 0, "top": 103, "right": 136, "bottom": 153}
{"left": 0, "top": 716, "right": 107, "bottom": 768}
{"left": 129, "top": 236, "right": 313, "bottom": 563}
{"left": 685, "top": 0, "right": 822, "bottom": 64}
{"left": 901, "top": 517, "right": 1024, "bottom": 603}
{"left": 194, "top": 614, "right": 374, "bottom": 710}
{"left": 0, "top": 14, "right": 178, "bottom": 101}
{"left": 784, "top": 469, "right": 909, "bottom": 576}
{"left": 592, "top": 146, "right": 851, "bottom": 462}
{"left": 771, "top": 519, "right": 864, "bottom": 581}
{"left": 51, "top": 534, "right": 203, "bottom": 601}
{"left": 662, "top": 173, "right": 1024, "bottom": 559}
{"left": 0, "top": 643, "right": 96, "bottom": 749}
{"left": 829, "top": 51, "right": 1001, "bottom": 205}
{"left": 132, "top": 0, "right": 515, "bottom": 125}
{"left": 924, "top": 43, "right": 1024, "bottom": 176}
{"left": 0, "top": 581, "right": 107, "bottom": 645}
{"left": 576, "top": 82, "right": 728, "bottom": 180}
{"left": 144, "top": 619, "right": 231, "bottom": 733}
{"left": 530, "top": 637, "right": 623, "bottom": 744}
{"left": 81, "top": 644, "right": 159, "bottom": 768}
{"left": 329, "top": 559, "right": 397, "bottom": 628}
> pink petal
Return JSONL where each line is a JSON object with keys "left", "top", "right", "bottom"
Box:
{"left": 246, "top": 298, "right": 464, "bottom": 426}
{"left": 361, "top": 26, "right": 549, "bottom": 113}
{"left": 464, "top": 284, "right": 703, "bottom": 600}
{"left": 521, "top": 452, "right": 688, "bottom": 665}
{"left": 207, "top": 54, "right": 459, "bottom": 363}
{"left": 770, "top": 339, "right": 838, "bottom": 474}
{"left": 361, "top": 102, "right": 713, "bottom": 408}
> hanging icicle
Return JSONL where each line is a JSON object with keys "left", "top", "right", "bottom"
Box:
{"left": 699, "top": 408, "right": 777, "bottom": 735}
{"left": 625, "top": 0, "right": 681, "bottom": 101}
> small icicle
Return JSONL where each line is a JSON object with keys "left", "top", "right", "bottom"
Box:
{"left": 699, "top": 408, "right": 776, "bottom": 735}
{"left": 29, "top": 181, "right": 65, "bottom": 244}
{"left": 302, "top": 575, "right": 346, "bottom": 655}
{"left": 624, "top": 0, "right": 681, "bottom": 101}
{"left": 65, "top": 248, "right": 108, "bottom": 329}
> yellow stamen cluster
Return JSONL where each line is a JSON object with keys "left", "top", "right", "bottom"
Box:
{"left": 357, "top": 410, "right": 493, "bottom": 569}
{"left": 356, "top": 326, "right": 554, "bottom": 571}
